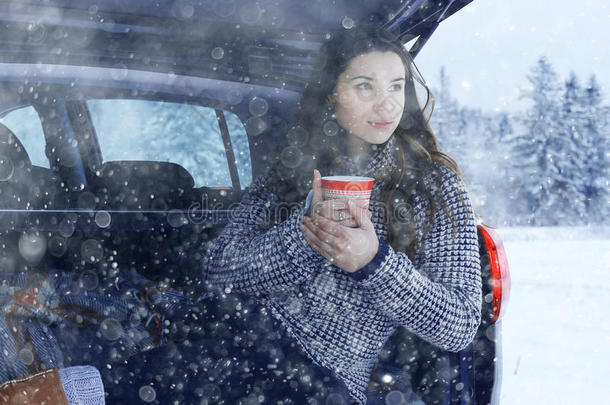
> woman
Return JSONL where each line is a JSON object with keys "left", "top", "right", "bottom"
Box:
{"left": 203, "top": 24, "right": 482, "bottom": 404}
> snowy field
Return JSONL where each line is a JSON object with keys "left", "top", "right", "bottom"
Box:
{"left": 497, "top": 226, "right": 610, "bottom": 403}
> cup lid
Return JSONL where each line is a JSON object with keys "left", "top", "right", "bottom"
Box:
{"left": 321, "top": 176, "right": 375, "bottom": 182}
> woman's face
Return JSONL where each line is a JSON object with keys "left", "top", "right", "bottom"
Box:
{"left": 332, "top": 51, "right": 406, "bottom": 145}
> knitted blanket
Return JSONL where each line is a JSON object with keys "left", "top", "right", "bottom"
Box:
{"left": 203, "top": 135, "right": 482, "bottom": 404}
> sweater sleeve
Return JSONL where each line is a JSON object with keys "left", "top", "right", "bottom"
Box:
{"left": 354, "top": 167, "right": 482, "bottom": 352}
{"left": 202, "top": 174, "right": 325, "bottom": 295}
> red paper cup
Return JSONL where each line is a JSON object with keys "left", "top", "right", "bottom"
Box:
{"left": 320, "top": 176, "right": 375, "bottom": 208}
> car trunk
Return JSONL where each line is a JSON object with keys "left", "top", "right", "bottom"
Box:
{"left": 0, "top": 1, "right": 500, "bottom": 405}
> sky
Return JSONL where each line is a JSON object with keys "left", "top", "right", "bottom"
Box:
{"left": 414, "top": 0, "right": 609, "bottom": 113}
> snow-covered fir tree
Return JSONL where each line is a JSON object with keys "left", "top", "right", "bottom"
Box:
{"left": 554, "top": 72, "right": 588, "bottom": 224}
{"left": 498, "top": 113, "right": 513, "bottom": 141}
{"left": 431, "top": 66, "right": 464, "bottom": 156}
{"left": 428, "top": 60, "right": 608, "bottom": 226}
{"left": 430, "top": 68, "right": 514, "bottom": 226}
{"left": 580, "top": 75, "right": 609, "bottom": 224}
{"left": 428, "top": 59, "right": 607, "bottom": 226}
{"left": 510, "top": 56, "right": 569, "bottom": 225}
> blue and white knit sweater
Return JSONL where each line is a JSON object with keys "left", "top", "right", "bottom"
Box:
{"left": 202, "top": 136, "right": 482, "bottom": 404}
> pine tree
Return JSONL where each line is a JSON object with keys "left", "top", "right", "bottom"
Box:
{"left": 430, "top": 68, "right": 516, "bottom": 226}
{"left": 478, "top": 111, "right": 516, "bottom": 226}
{"left": 498, "top": 113, "right": 513, "bottom": 141}
{"left": 428, "top": 61, "right": 607, "bottom": 227}
{"left": 581, "top": 75, "right": 610, "bottom": 224}
{"left": 556, "top": 72, "right": 587, "bottom": 224}
{"left": 431, "top": 66, "right": 464, "bottom": 157}
{"left": 510, "top": 56, "right": 564, "bottom": 225}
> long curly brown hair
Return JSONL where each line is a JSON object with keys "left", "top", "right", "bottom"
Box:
{"left": 267, "top": 24, "right": 465, "bottom": 259}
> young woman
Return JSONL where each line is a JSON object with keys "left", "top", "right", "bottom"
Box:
{"left": 203, "top": 25, "right": 482, "bottom": 404}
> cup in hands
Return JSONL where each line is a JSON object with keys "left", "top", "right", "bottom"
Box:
{"left": 320, "top": 176, "right": 375, "bottom": 209}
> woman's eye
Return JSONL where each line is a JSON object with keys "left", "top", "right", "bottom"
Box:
{"left": 389, "top": 83, "right": 403, "bottom": 92}
{"left": 356, "top": 82, "right": 373, "bottom": 91}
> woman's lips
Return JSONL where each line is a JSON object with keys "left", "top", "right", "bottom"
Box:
{"left": 368, "top": 121, "right": 393, "bottom": 130}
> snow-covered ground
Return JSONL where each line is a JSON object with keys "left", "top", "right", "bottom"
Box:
{"left": 497, "top": 226, "right": 610, "bottom": 403}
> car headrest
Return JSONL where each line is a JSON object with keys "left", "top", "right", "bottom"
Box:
{"left": 0, "top": 123, "right": 32, "bottom": 182}
{"left": 98, "top": 161, "right": 195, "bottom": 192}
{"left": 93, "top": 161, "right": 196, "bottom": 209}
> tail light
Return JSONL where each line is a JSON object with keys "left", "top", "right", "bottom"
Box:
{"left": 477, "top": 224, "right": 510, "bottom": 323}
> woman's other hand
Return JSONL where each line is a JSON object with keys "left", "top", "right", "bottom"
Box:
{"left": 301, "top": 199, "right": 379, "bottom": 273}
{"left": 309, "top": 169, "right": 372, "bottom": 228}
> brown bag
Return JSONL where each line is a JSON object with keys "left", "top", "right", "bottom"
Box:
{"left": 0, "top": 368, "right": 69, "bottom": 405}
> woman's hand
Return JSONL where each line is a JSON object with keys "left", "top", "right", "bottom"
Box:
{"left": 309, "top": 169, "right": 372, "bottom": 228}
{"left": 301, "top": 198, "right": 379, "bottom": 273}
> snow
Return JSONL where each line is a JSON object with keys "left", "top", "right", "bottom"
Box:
{"left": 498, "top": 226, "right": 610, "bottom": 403}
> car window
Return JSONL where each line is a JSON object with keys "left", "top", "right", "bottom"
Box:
{"left": 87, "top": 99, "right": 252, "bottom": 188}
{"left": 0, "top": 106, "right": 49, "bottom": 168}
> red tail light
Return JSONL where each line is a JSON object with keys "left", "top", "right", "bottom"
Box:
{"left": 477, "top": 224, "right": 511, "bottom": 323}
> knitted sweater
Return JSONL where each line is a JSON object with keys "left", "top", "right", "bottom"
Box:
{"left": 202, "top": 136, "right": 482, "bottom": 404}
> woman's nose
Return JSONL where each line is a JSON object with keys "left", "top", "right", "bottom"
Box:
{"left": 374, "top": 94, "right": 398, "bottom": 115}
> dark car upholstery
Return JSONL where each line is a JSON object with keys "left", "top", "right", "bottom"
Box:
{"left": 92, "top": 161, "right": 195, "bottom": 210}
